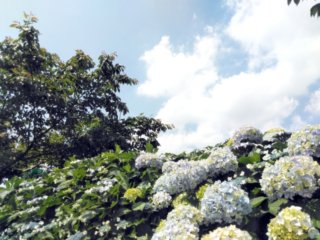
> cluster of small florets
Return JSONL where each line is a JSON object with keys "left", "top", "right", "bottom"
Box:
{"left": 84, "top": 178, "right": 115, "bottom": 195}
{"left": 263, "top": 128, "right": 288, "bottom": 143}
{"left": 232, "top": 126, "right": 263, "bottom": 146}
{"left": 151, "top": 204, "right": 203, "bottom": 240}
{"left": 135, "top": 152, "right": 164, "bottom": 169}
{"left": 153, "top": 160, "right": 207, "bottom": 195}
{"left": 153, "top": 148, "right": 238, "bottom": 195}
{"left": 287, "top": 125, "right": 320, "bottom": 158}
{"left": 200, "top": 180, "right": 252, "bottom": 225}
{"left": 0, "top": 221, "right": 46, "bottom": 240}
{"left": 152, "top": 192, "right": 172, "bottom": 210}
{"left": 267, "top": 206, "right": 319, "bottom": 240}
{"left": 123, "top": 188, "right": 143, "bottom": 202}
{"left": 203, "top": 147, "right": 238, "bottom": 177}
{"left": 260, "top": 156, "right": 320, "bottom": 200}
{"left": 201, "top": 225, "right": 252, "bottom": 240}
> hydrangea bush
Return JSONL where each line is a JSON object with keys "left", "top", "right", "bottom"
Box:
{"left": 2, "top": 125, "right": 320, "bottom": 239}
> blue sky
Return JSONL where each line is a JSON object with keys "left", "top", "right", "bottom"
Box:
{"left": 1, "top": 0, "right": 320, "bottom": 152}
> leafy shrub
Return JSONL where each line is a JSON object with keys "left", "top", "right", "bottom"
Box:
{"left": 2, "top": 125, "right": 320, "bottom": 239}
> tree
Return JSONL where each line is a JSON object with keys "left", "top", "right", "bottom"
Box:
{"left": 288, "top": 0, "right": 320, "bottom": 17}
{"left": 0, "top": 14, "right": 172, "bottom": 177}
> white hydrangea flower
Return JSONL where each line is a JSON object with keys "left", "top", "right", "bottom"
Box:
{"left": 287, "top": 125, "right": 320, "bottom": 158}
{"left": 203, "top": 147, "right": 238, "bottom": 177}
{"left": 260, "top": 156, "right": 320, "bottom": 200}
{"left": 151, "top": 204, "right": 203, "bottom": 240}
{"left": 267, "top": 206, "right": 319, "bottom": 240}
{"left": 152, "top": 192, "right": 172, "bottom": 210}
{"left": 84, "top": 178, "right": 115, "bottom": 195}
{"left": 201, "top": 225, "right": 252, "bottom": 240}
{"left": 200, "top": 181, "right": 251, "bottom": 225}
{"left": 135, "top": 152, "right": 164, "bottom": 169}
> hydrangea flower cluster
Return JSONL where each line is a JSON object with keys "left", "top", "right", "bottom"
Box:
{"left": 135, "top": 152, "right": 164, "bottom": 169}
{"left": 153, "top": 148, "right": 238, "bottom": 195}
{"left": 263, "top": 128, "right": 288, "bottom": 143}
{"left": 123, "top": 188, "right": 143, "bottom": 202}
{"left": 153, "top": 160, "right": 207, "bottom": 195}
{"left": 152, "top": 192, "right": 172, "bottom": 210}
{"left": 151, "top": 204, "right": 203, "bottom": 240}
{"left": 200, "top": 180, "right": 252, "bottom": 225}
{"left": 203, "top": 147, "right": 238, "bottom": 177}
{"left": 201, "top": 225, "right": 252, "bottom": 240}
{"left": 267, "top": 206, "right": 319, "bottom": 240}
{"left": 287, "top": 125, "right": 320, "bottom": 158}
{"left": 84, "top": 178, "right": 115, "bottom": 195}
{"left": 232, "top": 126, "right": 263, "bottom": 146}
{"left": 260, "top": 156, "right": 320, "bottom": 200}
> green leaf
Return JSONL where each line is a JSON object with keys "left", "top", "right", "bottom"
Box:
{"left": 312, "top": 219, "right": 320, "bottom": 230}
{"left": 123, "top": 164, "right": 131, "bottom": 173}
{"left": 73, "top": 168, "right": 86, "bottom": 182}
{"left": 145, "top": 142, "right": 154, "bottom": 153}
{"left": 268, "top": 198, "right": 288, "bottom": 216}
{"left": 251, "top": 196, "right": 268, "bottom": 208}
{"left": 238, "top": 152, "right": 261, "bottom": 165}
{"left": 132, "top": 202, "right": 146, "bottom": 211}
{"left": 115, "top": 144, "right": 122, "bottom": 154}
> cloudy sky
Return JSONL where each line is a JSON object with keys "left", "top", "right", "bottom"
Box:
{"left": 1, "top": 0, "right": 320, "bottom": 153}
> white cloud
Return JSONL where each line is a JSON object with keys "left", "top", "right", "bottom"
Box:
{"left": 305, "top": 88, "right": 320, "bottom": 116}
{"left": 138, "top": 0, "right": 320, "bottom": 153}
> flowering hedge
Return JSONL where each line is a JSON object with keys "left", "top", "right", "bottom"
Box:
{"left": 2, "top": 125, "right": 320, "bottom": 239}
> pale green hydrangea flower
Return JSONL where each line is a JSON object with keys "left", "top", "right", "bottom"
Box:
{"left": 201, "top": 225, "right": 252, "bottom": 240}
{"left": 260, "top": 156, "right": 320, "bottom": 200}
{"left": 123, "top": 188, "right": 143, "bottom": 202}
{"left": 287, "top": 125, "right": 320, "bottom": 158}
{"left": 267, "top": 206, "right": 319, "bottom": 240}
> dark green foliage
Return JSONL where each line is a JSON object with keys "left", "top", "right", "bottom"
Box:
{"left": 0, "top": 14, "right": 172, "bottom": 177}
{"left": 288, "top": 0, "right": 320, "bottom": 17}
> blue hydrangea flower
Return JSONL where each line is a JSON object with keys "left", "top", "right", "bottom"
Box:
{"left": 200, "top": 180, "right": 252, "bottom": 225}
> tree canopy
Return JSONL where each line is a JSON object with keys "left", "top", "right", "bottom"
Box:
{"left": 288, "top": 0, "right": 320, "bottom": 17}
{"left": 0, "top": 14, "right": 172, "bottom": 177}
